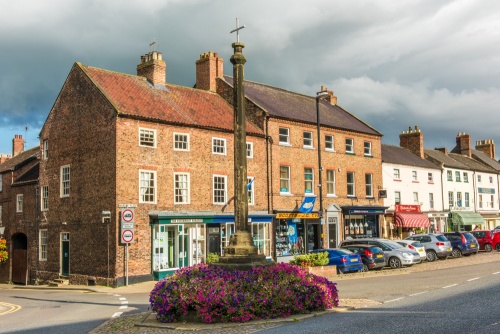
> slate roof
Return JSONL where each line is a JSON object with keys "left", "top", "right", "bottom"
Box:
{"left": 382, "top": 144, "right": 440, "bottom": 169}
{"left": 424, "top": 149, "right": 469, "bottom": 169}
{"left": 472, "top": 150, "right": 500, "bottom": 172}
{"left": 0, "top": 147, "right": 40, "bottom": 173}
{"left": 222, "top": 76, "right": 382, "bottom": 136}
{"left": 448, "top": 153, "right": 497, "bottom": 173}
{"left": 424, "top": 148, "right": 498, "bottom": 173}
{"left": 79, "top": 64, "right": 264, "bottom": 136}
{"left": 13, "top": 162, "right": 39, "bottom": 185}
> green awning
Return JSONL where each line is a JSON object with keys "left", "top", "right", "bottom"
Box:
{"left": 449, "top": 211, "right": 485, "bottom": 225}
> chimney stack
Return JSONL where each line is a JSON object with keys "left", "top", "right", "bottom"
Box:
{"left": 137, "top": 51, "right": 166, "bottom": 85}
{"left": 456, "top": 132, "right": 471, "bottom": 157}
{"left": 435, "top": 147, "right": 448, "bottom": 154}
{"left": 319, "top": 85, "right": 337, "bottom": 105}
{"left": 399, "top": 126, "right": 424, "bottom": 158}
{"left": 0, "top": 153, "right": 12, "bottom": 164}
{"left": 475, "top": 139, "right": 496, "bottom": 160}
{"left": 12, "top": 134, "right": 24, "bottom": 157}
{"left": 196, "top": 51, "right": 224, "bottom": 92}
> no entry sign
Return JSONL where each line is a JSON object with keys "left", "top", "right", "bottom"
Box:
{"left": 122, "top": 229, "right": 134, "bottom": 243}
{"left": 120, "top": 207, "right": 135, "bottom": 244}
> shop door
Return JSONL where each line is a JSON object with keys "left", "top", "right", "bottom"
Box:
{"left": 61, "top": 233, "right": 70, "bottom": 277}
{"left": 328, "top": 223, "right": 338, "bottom": 248}
{"left": 208, "top": 231, "right": 221, "bottom": 255}
{"left": 178, "top": 232, "right": 188, "bottom": 268}
{"left": 11, "top": 233, "right": 28, "bottom": 284}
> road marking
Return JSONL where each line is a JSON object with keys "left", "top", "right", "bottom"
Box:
{"left": 409, "top": 291, "right": 428, "bottom": 296}
{"left": 0, "top": 302, "right": 22, "bottom": 316}
{"left": 121, "top": 301, "right": 128, "bottom": 305}
{"left": 119, "top": 305, "right": 128, "bottom": 309}
{"left": 119, "top": 297, "right": 126, "bottom": 301}
{"left": 385, "top": 297, "right": 405, "bottom": 303}
{"left": 467, "top": 277, "right": 480, "bottom": 281}
{"left": 442, "top": 284, "right": 458, "bottom": 289}
{"left": 112, "top": 312, "right": 123, "bottom": 318}
{"left": 493, "top": 272, "right": 500, "bottom": 275}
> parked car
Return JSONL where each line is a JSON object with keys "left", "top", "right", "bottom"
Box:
{"left": 395, "top": 240, "right": 427, "bottom": 261}
{"left": 405, "top": 233, "right": 452, "bottom": 261}
{"left": 470, "top": 230, "right": 496, "bottom": 252}
{"left": 338, "top": 238, "right": 421, "bottom": 269}
{"left": 491, "top": 230, "right": 500, "bottom": 251}
{"left": 310, "top": 248, "right": 363, "bottom": 274}
{"left": 340, "top": 244, "right": 386, "bottom": 272}
{"left": 443, "top": 232, "right": 479, "bottom": 258}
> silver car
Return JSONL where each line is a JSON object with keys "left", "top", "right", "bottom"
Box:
{"left": 339, "top": 238, "right": 421, "bottom": 269}
{"left": 405, "top": 233, "right": 452, "bottom": 262}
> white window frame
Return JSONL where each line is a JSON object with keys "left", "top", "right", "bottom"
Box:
{"left": 173, "top": 133, "right": 189, "bottom": 151}
{"left": 347, "top": 172, "right": 355, "bottom": 197}
{"left": 364, "top": 141, "right": 372, "bottom": 156}
{"left": 412, "top": 171, "right": 418, "bottom": 181}
{"left": 325, "top": 135, "right": 334, "bottom": 151}
{"left": 448, "top": 191, "right": 454, "bottom": 208}
{"left": 212, "top": 138, "right": 226, "bottom": 155}
{"left": 490, "top": 176, "right": 493, "bottom": 183}
{"left": 395, "top": 191, "right": 401, "bottom": 204}
{"left": 457, "top": 192, "right": 462, "bottom": 207}
{"left": 326, "top": 170, "right": 336, "bottom": 196}
{"left": 16, "top": 194, "right": 23, "bottom": 213}
{"left": 40, "top": 229, "right": 48, "bottom": 261}
{"left": 247, "top": 177, "right": 255, "bottom": 205}
{"left": 246, "top": 142, "right": 254, "bottom": 158}
{"left": 139, "top": 128, "right": 156, "bottom": 148}
{"left": 365, "top": 173, "right": 373, "bottom": 197}
{"left": 304, "top": 168, "right": 314, "bottom": 194}
{"left": 174, "top": 173, "right": 190, "bottom": 204}
{"left": 447, "top": 170, "right": 453, "bottom": 181}
{"left": 43, "top": 140, "right": 49, "bottom": 160}
{"left": 346, "top": 138, "right": 354, "bottom": 154}
{"left": 303, "top": 131, "right": 313, "bottom": 148}
{"left": 60, "top": 165, "right": 70, "bottom": 198}
{"left": 413, "top": 192, "right": 419, "bottom": 204}
{"left": 455, "top": 171, "right": 461, "bottom": 182}
{"left": 428, "top": 173, "right": 433, "bottom": 182}
{"left": 477, "top": 175, "right": 482, "bottom": 182}
{"left": 280, "top": 166, "right": 291, "bottom": 194}
{"left": 393, "top": 168, "right": 400, "bottom": 179}
{"left": 463, "top": 172, "right": 469, "bottom": 182}
{"left": 279, "top": 127, "right": 290, "bottom": 145}
{"left": 479, "top": 194, "right": 483, "bottom": 209}
{"left": 429, "top": 193, "right": 434, "bottom": 209}
{"left": 139, "top": 170, "right": 157, "bottom": 204}
{"left": 41, "top": 185, "right": 49, "bottom": 211}
{"left": 213, "top": 175, "right": 227, "bottom": 205}
{"left": 465, "top": 192, "right": 470, "bottom": 207}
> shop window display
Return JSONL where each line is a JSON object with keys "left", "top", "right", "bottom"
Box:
{"left": 153, "top": 225, "right": 180, "bottom": 270}
{"left": 275, "top": 219, "right": 306, "bottom": 256}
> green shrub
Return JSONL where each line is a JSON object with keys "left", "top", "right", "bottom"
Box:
{"left": 206, "top": 252, "right": 219, "bottom": 264}
{"left": 289, "top": 252, "right": 328, "bottom": 267}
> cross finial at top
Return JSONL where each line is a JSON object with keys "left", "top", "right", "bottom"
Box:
{"left": 230, "top": 17, "right": 246, "bottom": 42}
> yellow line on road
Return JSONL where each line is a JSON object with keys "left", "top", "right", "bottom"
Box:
{"left": 0, "top": 302, "right": 21, "bottom": 316}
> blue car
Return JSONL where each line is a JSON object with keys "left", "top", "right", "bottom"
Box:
{"left": 443, "top": 232, "right": 479, "bottom": 258}
{"left": 311, "top": 248, "right": 363, "bottom": 274}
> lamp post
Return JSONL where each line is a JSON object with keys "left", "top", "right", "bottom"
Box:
{"left": 316, "top": 90, "right": 329, "bottom": 247}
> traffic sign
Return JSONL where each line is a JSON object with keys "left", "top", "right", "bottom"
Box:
{"left": 121, "top": 209, "right": 134, "bottom": 223}
{"left": 122, "top": 229, "right": 134, "bottom": 243}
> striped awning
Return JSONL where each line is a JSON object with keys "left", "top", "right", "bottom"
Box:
{"left": 394, "top": 213, "right": 430, "bottom": 228}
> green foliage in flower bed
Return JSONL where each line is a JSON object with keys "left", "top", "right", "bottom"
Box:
{"left": 289, "top": 252, "right": 329, "bottom": 267}
{"left": 149, "top": 263, "right": 338, "bottom": 323}
{"left": 205, "top": 252, "right": 219, "bottom": 264}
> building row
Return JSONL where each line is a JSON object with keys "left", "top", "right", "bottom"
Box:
{"left": 1, "top": 46, "right": 499, "bottom": 286}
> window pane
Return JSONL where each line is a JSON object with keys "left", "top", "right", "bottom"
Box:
{"left": 280, "top": 166, "right": 290, "bottom": 192}
{"left": 304, "top": 168, "right": 314, "bottom": 194}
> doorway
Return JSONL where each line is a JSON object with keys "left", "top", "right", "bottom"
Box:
{"left": 11, "top": 233, "right": 28, "bottom": 284}
{"left": 61, "top": 233, "right": 70, "bottom": 277}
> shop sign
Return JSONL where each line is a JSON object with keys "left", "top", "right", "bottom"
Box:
{"left": 478, "top": 188, "right": 495, "bottom": 194}
{"left": 275, "top": 212, "right": 319, "bottom": 219}
{"left": 171, "top": 218, "right": 204, "bottom": 223}
{"left": 395, "top": 204, "right": 421, "bottom": 213}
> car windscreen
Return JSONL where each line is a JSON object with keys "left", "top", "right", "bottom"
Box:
{"left": 464, "top": 233, "right": 476, "bottom": 241}
{"left": 368, "top": 246, "right": 383, "bottom": 253}
{"left": 410, "top": 241, "right": 423, "bottom": 247}
{"left": 380, "top": 241, "right": 403, "bottom": 249}
{"left": 436, "top": 235, "right": 448, "bottom": 242}
{"left": 332, "top": 249, "right": 352, "bottom": 256}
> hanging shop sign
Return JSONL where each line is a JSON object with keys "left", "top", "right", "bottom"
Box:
{"left": 275, "top": 212, "right": 319, "bottom": 219}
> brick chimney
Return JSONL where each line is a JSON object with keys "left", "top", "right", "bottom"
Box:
{"left": 137, "top": 51, "right": 166, "bottom": 85}
{"left": 456, "top": 132, "right": 471, "bottom": 157}
{"left": 196, "top": 51, "right": 224, "bottom": 92}
{"left": 435, "top": 147, "right": 448, "bottom": 154}
{"left": 12, "top": 134, "right": 24, "bottom": 157}
{"left": 475, "top": 139, "right": 496, "bottom": 160}
{"left": 0, "top": 153, "right": 11, "bottom": 164}
{"left": 399, "top": 126, "right": 424, "bottom": 158}
{"left": 319, "top": 85, "right": 337, "bottom": 105}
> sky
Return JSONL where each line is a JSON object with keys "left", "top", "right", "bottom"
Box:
{"left": 1, "top": 0, "right": 500, "bottom": 158}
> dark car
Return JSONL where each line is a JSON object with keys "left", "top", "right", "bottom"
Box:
{"left": 310, "top": 248, "right": 363, "bottom": 274}
{"left": 340, "top": 244, "right": 386, "bottom": 272}
{"left": 470, "top": 230, "right": 495, "bottom": 252}
{"left": 443, "top": 232, "right": 479, "bottom": 258}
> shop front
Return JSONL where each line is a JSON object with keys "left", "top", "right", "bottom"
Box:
{"left": 427, "top": 212, "right": 448, "bottom": 233}
{"left": 448, "top": 211, "right": 486, "bottom": 232}
{"left": 341, "top": 205, "right": 388, "bottom": 240}
{"left": 149, "top": 211, "right": 273, "bottom": 280}
{"left": 392, "top": 204, "right": 430, "bottom": 238}
{"left": 273, "top": 211, "right": 323, "bottom": 263}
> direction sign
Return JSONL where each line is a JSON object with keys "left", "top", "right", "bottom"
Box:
{"left": 122, "top": 229, "right": 134, "bottom": 243}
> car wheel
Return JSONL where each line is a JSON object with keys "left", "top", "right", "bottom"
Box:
{"left": 337, "top": 267, "right": 343, "bottom": 274}
{"left": 451, "top": 248, "right": 462, "bottom": 258}
{"left": 485, "top": 244, "right": 492, "bottom": 252}
{"left": 496, "top": 244, "right": 500, "bottom": 251}
{"left": 361, "top": 264, "right": 369, "bottom": 272}
{"left": 426, "top": 251, "right": 437, "bottom": 262}
{"left": 388, "top": 257, "right": 402, "bottom": 269}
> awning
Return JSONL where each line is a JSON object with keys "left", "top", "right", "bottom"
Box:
{"left": 394, "top": 213, "right": 430, "bottom": 228}
{"left": 450, "top": 212, "right": 485, "bottom": 225}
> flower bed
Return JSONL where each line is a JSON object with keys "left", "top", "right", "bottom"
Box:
{"left": 149, "top": 263, "right": 339, "bottom": 323}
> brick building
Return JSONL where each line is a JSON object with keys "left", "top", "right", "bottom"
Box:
{"left": 2, "top": 47, "right": 386, "bottom": 285}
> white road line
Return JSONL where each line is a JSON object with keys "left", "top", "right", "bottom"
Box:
{"left": 409, "top": 291, "right": 428, "bottom": 296}
{"left": 467, "top": 277, "right": 480, "bottom": 281}
{"left": 121, "top": 301, "right": 128, "bottom": 304}
{"left": 442, "top": 284, "right": 458, "bottom": 289}
{"left": 119, "top": 305, "right": 128, "bottom": 309}
{"left": 119, "top": 297, "right": 127, "bottom": 301}
{"left": 113, "top": 294, "right": 121, "bottom": 297}
{"left": 112, "top": 312, "right": 123, "bottom": 318}
{"left": 385, "top": 297, "right": 405, "bottom": 303}
{"left": 493, "top": 272, "right": 500, "bottom": 275}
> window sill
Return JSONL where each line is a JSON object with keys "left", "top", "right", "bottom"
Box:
{"left": 303, "top": 146, "right": 315, "bottom": 150}
{"left": 280, "top": 193, "right": 293, "bottom": 197}
{"left": 412, "top": 181, "right": 419, "bottom": 183}
{"left": 279, "top": 143, "right": 292, "bottom": 147}
{"left": 394, "top": 179, "right": 402, "bottom": 182}
{"left": 345, "top": 152, "right": 356, "bottom": 155}
{"left": 325, "top": 149, "right": 336, "bottom": 153}
{"left": 326, "top": 194, "right": 338, "bottom": 198}
{"left": 364, "top": 155, "right": 373, "bottom": 158}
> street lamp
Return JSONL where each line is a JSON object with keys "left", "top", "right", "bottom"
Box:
{"left": 316, "top": 90, "right": 330, "bottom": 219}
